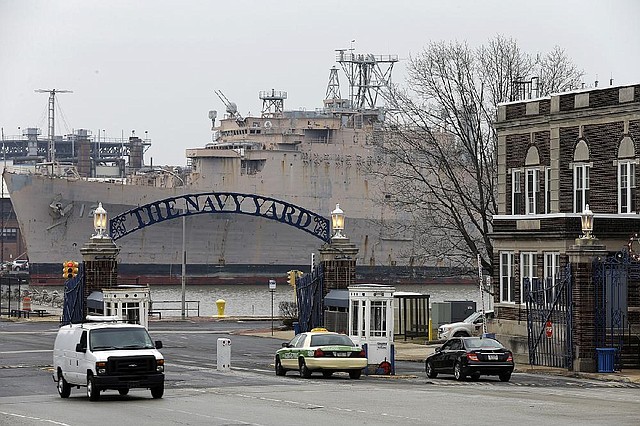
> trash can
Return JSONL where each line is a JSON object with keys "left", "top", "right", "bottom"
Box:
{"left": 293, "top": 322, "right": 300, "bottom": 335}
{"left": 596, "top": 348, "right": 616, "bottom": 373}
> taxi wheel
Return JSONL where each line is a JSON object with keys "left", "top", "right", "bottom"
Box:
{"left": 118, "top": 388, "right": 130, "bottom": 396}
{"left": 349, "top": 369, "right": 362, "bottom": 380}
{"left": 275, "top": 357, "right": 286, "bottom": 376}
{"left": 322, "top": 371, "right": 333, "bottom": 378}
{"left": 299, "top": 359, "right": 312, "bottom": 378}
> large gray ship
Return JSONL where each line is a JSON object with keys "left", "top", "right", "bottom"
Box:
{"left": 4, "top": 51, "right": 470, "bottom": 286}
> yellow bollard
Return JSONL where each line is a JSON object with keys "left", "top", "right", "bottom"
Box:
{"left": 428, "top": 318, "right": 432, "bottom": 341}
{"left": 215, "top": 299, "right": 226, "bottom": 317}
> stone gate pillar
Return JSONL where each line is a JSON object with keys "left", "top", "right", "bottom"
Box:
{"left": 319, "top": 237, "right": 359, "bottom": 297}
{"left": 79, "top": 203, "right": 120, "bottom": 319}
{"left": 567, "top": 238, "right": 607, "bottom": 373}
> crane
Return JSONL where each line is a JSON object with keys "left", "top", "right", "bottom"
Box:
{"left": 214, "top": 90, "right": 243, "bottom": 121}
{"left": 35, "top": 88, "right": 73, "bottom": 162}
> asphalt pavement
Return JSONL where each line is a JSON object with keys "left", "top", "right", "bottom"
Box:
{"left": 4, "top": 303, "right": 640, "bottom": 385}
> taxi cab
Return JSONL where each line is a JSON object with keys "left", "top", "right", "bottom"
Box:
{"left": 275, "top": 328, "right": 367, "bottom": 379}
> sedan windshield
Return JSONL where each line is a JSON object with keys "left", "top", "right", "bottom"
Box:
{"left": 310, "top": 334, "right": 355, "bottom": 347}
{"left": 90, "top": 328, "right": 154, "bottom": 350}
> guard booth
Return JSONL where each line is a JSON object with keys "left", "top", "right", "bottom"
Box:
{"left": 348, "top": 284, "right": 395, "bottom": 375}
{"left": 101, "top": 285, "right": 151, "bottom": 329}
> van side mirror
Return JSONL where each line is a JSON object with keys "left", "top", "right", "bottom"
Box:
{"left": 155, "top": 340, "right": 163, "bottom": 349}
{"left": 75, "top": 343, "right": 86, "bottom": 353}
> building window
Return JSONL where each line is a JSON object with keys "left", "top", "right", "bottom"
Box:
{"left": 573, "top": 164, "right": 590, "bottom": 213}
{"left": 521, "top": 252, "right": 538, "bottom": 304}
{"left": 544, "top": 167, "right": 551, "bottom": 213}
{"left": 500, "top": 251, "right": 515, "bottom": 303}
{"left": 544, "top": 252, "right": 560, "bottom": 305}
{"left": 512, "top": 170, "right": 522, "bottom": 214}
{"left": 618, "top": 161, "right": 636, "bottom": 213}
{"left": 525, "top": 168, "right": 539, "bottom": 214}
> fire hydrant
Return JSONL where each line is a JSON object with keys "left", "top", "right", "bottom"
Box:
{"left": 216, "top": 299, "right": 226, "bottom": 317}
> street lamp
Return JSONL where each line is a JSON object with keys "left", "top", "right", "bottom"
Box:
{"left": 331, "top": 203, "right": 346, "bottom": 239}
{"left": 93, "top": 202, "right": 108, "bottom": 238}
{"left": 580, "top": 204, "right": 594, "bottom": 239}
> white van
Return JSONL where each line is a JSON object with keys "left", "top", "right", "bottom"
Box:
{"left": 52, "top": 318, "right": 165, "bottom": 401}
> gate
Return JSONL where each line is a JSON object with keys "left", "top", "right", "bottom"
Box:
{"left": 593, "top": 251, "right": 632, "bottom": 370}
{"left": 296, "top": 263, "right": 324, "bottom": 333}
{"left": 61, "top": 269, "right": 84, "bottom": 325}
{"left": 525, "top": 263, "right": 573, "bottom": 369}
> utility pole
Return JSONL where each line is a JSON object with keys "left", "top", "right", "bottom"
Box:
{"left": 34, "top": 89, "right": 73, "bottom": 163}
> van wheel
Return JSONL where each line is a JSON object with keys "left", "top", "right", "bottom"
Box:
{"left": 57, "top": 373, "right": 71, "bottom": 398}
{"left": 118, "top": 388, "right": 129, "bottom": 396}
{"left": 87, "top": 375, "right": 100, "bottom": 401}
{"left": 151, "top": 386, "right": 164, "bottom": 399}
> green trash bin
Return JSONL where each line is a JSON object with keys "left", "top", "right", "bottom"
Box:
{"left": 596, "top": 348, "right": 616, "bottom": 373}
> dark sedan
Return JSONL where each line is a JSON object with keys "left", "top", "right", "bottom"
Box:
{"left": 425, "top": 337, "right": 514, "bottom": 382}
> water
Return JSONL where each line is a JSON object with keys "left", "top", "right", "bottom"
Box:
{"left": 148, "top": 283, "right": 485, "bottom": 317}
{"left": 19, "top": 283, "right": 486, "bottom": 317}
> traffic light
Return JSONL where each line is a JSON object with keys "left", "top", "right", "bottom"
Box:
{"left": 63, "top": 261, "right": 79, "bottom": 279}
{"left": 286, "top": 270, "right": 296, "bottom": 287}
{"left": 63, "top": 261, "right": 74, "bottom": 279}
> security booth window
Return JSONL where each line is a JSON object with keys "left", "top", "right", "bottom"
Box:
{"left": 369, "top": 300, "right": 387, "bottom": 337}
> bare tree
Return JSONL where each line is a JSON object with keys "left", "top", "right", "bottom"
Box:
{"left": 375, "top": 36, "right": 583, "bottom": 276}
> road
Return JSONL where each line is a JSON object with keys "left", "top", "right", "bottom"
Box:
{"left": 1, "top": 320, "right": 639, "bottom": 425}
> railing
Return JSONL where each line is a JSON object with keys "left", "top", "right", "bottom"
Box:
{"left": 150, "top": 300, "right": 200, "bottom": 317}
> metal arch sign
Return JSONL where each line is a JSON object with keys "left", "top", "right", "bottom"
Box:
{"left": 109, "top": 192, "right": 331, "bottom": 243}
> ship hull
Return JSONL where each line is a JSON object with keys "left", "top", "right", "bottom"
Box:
{"left": 6, "top": 171, "right": 433, "bottom": 285}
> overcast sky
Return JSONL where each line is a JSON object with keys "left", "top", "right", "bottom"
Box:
{"left": 1, "top": 0, "right": 638, "bottom": 166}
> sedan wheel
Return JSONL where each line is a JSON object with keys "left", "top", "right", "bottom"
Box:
{"left": 499, "top": 372, "right": 511, "bottom": 382}
{"left": 454, "top": 362, "right": 465, "bottom": 381}
{"left": 425, "top": 361, "right": 437, "bottom": 378}
{"left": 299, "top": 359, "right": 312, "bottom": 378}
{"left": 275, "top": 357, "right": 286, "bottom": 376}
{"left": 470, "top": 373, "right": 481, "bottom": 381}
{"left": 118, "top": 388, "right": 129, "bottom": 396}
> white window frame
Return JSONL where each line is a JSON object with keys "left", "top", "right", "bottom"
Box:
{"left": 525, "top": 168, "right": 539, "bottom": 214}
{"left": 499, "top": 251, "right": 515, "bottom": 303}
{"left": 618, "top": 160, "right": 636, "bottom": 213}
{"left": 544, "top": 167, "right": 551, "bottom": 213}
{"left": 512, "top": 169, "right": 522, "bottom": 215}
{"left": 543, "top": 252, "right": 560, "bottom": 306}
{"left": 520, "top": 252, "right": 538, "bottom": 305}
{"left": 573, "top": 163, "right": 590, "bottom": 213}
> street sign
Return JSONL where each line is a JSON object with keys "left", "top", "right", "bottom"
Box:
{"left": 268, "top": 279, "right": 276, "bottom": 290}
{"left": 545, "top": 320, "right": 553, "bottom": 338}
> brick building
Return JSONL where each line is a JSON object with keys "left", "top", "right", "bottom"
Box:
{"left": 491, "top": 83, "right": 640, "bottom": 371}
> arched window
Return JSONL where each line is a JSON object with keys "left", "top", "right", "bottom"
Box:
{"left": 573, "top": 140, "right": 590, "bottom": 213}
{"left": 618, "top": 136, "right": 636, "bottom": 213}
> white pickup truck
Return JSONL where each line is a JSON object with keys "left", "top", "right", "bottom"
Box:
{"left": 437, "top": 311, "right": 494, "bottom": 340}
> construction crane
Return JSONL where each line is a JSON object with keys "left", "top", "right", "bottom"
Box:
{"left": 35, "top": 88, "right": 73, "bottom": 162}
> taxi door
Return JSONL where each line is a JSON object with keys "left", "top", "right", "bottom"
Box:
{"left": 280, "top": 333, "right": 306, "bottom": 369}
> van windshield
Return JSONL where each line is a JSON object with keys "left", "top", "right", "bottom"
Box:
{"left": 90, "top": 328, "right": 154, "bottom": 351}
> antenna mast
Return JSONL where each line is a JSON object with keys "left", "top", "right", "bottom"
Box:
{"left": 35, "top": 88, "right": 73, "bottom": 162}
{"left": 335, "top": 48, "right": 398, "bottom": 110}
